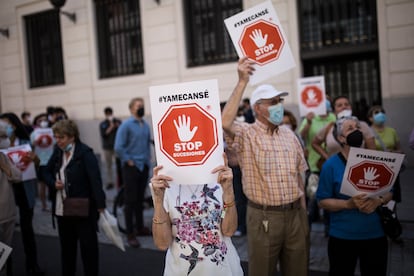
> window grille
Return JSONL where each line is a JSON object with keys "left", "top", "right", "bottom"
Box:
{"left": 183, "top": 0, "right": 242, "bottom": 67}
{"left": 299, "top": 0, "right": 377, "bottom": 53}
{"left": 95, "top": 0, "right": 144, "bottom": 79}
{"left": 24, "top": 9, "right": 64, "bottom": 88}
{"left": 298, "top": 0, "right": 380, "bottom": 121}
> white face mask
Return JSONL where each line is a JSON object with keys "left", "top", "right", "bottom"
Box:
{"left": 0, "top": 138, "right": 10, "bottom": 149}
{"left": 337, "top": 109, "right": 352, "bottom": 119}
{"left": 40, "top": 121, "right": 49, "bottom": 128}
{"left": 235, "top": 116, "right": 245, "bottom": 122}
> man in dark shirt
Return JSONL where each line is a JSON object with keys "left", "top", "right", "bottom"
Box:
{"left": 21, "top": 111, "right": 34, "bottom": 134}
{"left": 99, "top": 107, "right": 121, "bottom": 190}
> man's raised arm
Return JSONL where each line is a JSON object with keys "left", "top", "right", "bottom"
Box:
{"left": 222, "top": 57, "right": 255, "bottom": 138}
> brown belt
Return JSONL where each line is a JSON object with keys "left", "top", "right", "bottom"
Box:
{"left": 248, "top": 199, "right": 300, "bottom": 211}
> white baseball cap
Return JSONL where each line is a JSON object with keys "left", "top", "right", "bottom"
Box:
{"left": 250, "top": 84, "right": 289, "bottom": 106}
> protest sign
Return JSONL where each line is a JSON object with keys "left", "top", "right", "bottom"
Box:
{"left": 224, "top": 0, "right": 295, "bottom": 84}
{"left": 340, "top": 148, "right": 405, "bottom": 197}
{"left": 297, "top": 76, "right": 327, "bottom": 117}
{"left": 0, "top": 144, "right": 36, "bottom": 181}
{"left": 0, "top": 242, "right": 12, "bottom": 271}
{"left": 149, "top": 79, "right": 224, "bottom": 185}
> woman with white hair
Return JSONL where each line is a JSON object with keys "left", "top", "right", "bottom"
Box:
{"left": 316, "top": 116, "right": 392, "bottom": 276}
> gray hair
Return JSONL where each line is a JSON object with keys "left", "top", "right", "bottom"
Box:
{"left": 52, "top": 119, "right": 80, "bottom": 140}
{"left": 333, "top": 116, "right": 360, "bottom": 140}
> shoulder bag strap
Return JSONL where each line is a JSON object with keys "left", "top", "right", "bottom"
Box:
{"left": 372, "top": 128, "right": 387, "bottom": 151}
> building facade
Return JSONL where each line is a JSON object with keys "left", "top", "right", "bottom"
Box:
{"left": 0, "top": 0, "right": 413, "bottom": 164}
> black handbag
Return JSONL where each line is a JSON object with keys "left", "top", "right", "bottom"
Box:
{"left": 376, "top": 206, "right": 402, "bottom": 240}
{"left": 59, "top": 164, "right": 90, "bottom": 217}
{"left": 62, "top": 197, "right": 90, "bottom": 217}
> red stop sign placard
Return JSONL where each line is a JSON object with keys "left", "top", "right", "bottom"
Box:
{"left": 347, "top": 161, "right": 394, "bottom": 192}
{"left": 7, "top": 150, "right": 30, "bottom": 171}
{"left": 158, "top": 104, "right": 218, "bottom": 166}
{"left": 239, "top": 20, "right": 284, "bottom": 65}
{"left": 301, "top": 85, "right": 323, "bottom": 108}
{"left": 35, "top": 134, "right": 53, "bottom": 148}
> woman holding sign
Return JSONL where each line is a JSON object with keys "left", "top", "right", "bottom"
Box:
{"left": 0, "top": 112, "right": 44, "bottom": 276}
{"left": 0, "top": 120, "right": 22, "bottom": 276}
{"left": 150, "top": 154, "right": 243, "bottom": 276}
{"left": 316, "top": 116, "right": 392, "bottom": 276}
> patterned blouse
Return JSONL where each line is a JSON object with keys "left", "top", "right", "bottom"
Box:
{"left": 162, "top": 183, "right": 243, "bottom": 276}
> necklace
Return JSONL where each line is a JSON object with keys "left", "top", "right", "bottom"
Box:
{"left": 187, "top": 185, "right": 200, "bottom": 200}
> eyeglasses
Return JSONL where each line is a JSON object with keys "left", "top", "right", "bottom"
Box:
{"left": 256, "top": 98, "right": 284, "bottom": 105}
{"left": 0, "top": 135, "right": 8, "bottom": 139}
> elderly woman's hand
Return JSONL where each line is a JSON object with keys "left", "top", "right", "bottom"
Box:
{"left": 150, "top": 165, "right": 173, "bottom": 200}
{"left": 211, "top": 154, "right": 233, "bottom": 192}
{"left": 350, "top": 193, "right": 366, "bottom": 209}
{"left": 358, "top": 197, "right": 381, "bottom": 214}
{"left": 55, "top": 179, "right": 64, "bottom": 191}
{"left": 351, "top": 193, "right": 379, "bottom": 214}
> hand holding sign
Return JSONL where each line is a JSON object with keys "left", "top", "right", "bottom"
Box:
{"left": 173, "top": 115, "right": 198, "bottom": 142}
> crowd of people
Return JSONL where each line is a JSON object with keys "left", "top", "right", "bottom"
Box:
{"left": 0, "top": 58, "right": 413, "bottom": 276}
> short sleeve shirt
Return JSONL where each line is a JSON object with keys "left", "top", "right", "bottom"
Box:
{"left": 227, "top": 120, "right": 308, "bottom": 206}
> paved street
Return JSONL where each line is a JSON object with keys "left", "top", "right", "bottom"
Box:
{"left": 9, "top": 168, "right": 414, "bottom": 275}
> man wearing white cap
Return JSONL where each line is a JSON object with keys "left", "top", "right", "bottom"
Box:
{"left": 222, "top": 57, "right": 309, "bottom": 276}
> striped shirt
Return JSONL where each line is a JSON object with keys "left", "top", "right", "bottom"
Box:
{"left": 227, "top": 120, "right": 308, "bottom": 206}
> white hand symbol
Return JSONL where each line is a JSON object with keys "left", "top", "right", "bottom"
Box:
{"left": 249, "top": 29, "right": 268, "bottom": 48}
{"left": 173, "top": 115, "right": 198, "bottom": 142}
{"left": 9, "top": 153, "right": 22, "bottom": 164}
{"left": 363, "top": 167, "right": 380, "bottom": 181}
{"left": 307, "top": 89, "right": 316, "bottom": 100}
{"left": 41, "top": 137, "right": 48, "bottom": 145}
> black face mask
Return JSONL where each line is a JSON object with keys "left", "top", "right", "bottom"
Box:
{"left": 136, "top": 107, "right": 145, "bottom": 117}
{"left": 346, "top": 129, "right": 363, "bottom": 147}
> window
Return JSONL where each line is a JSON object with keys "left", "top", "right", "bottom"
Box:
{"left": 24, "top": 9, "right": 65, "bottom": 88}
{"left": 95, "top": 0, "right": 144, "bottom": 79}
{"left": 304, "top": 54, "right": 380, "bottom": 121}
{"left": 183, "top": 0, "right": 242, "bottom": 67}
{"left": 299, "top": 0, "right": 377, "bottom": 54}
{"left": 298, "top": 0, "right": 380, "bottom": 121}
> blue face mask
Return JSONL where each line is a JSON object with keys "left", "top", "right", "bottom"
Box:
{"left": 326, "top": 100, "right": 332, "bottom": 112}
{"left": 64, "top": 143, "right": 73, "bottom": 152}
{"left": 267, "top": 103, "right": 284, "bottom": 125}
{"left": 6, "top": 125, "right": 14, "bottom": 138}
{"left": 373, "top": 112, "right": 386, "bottom": 125}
